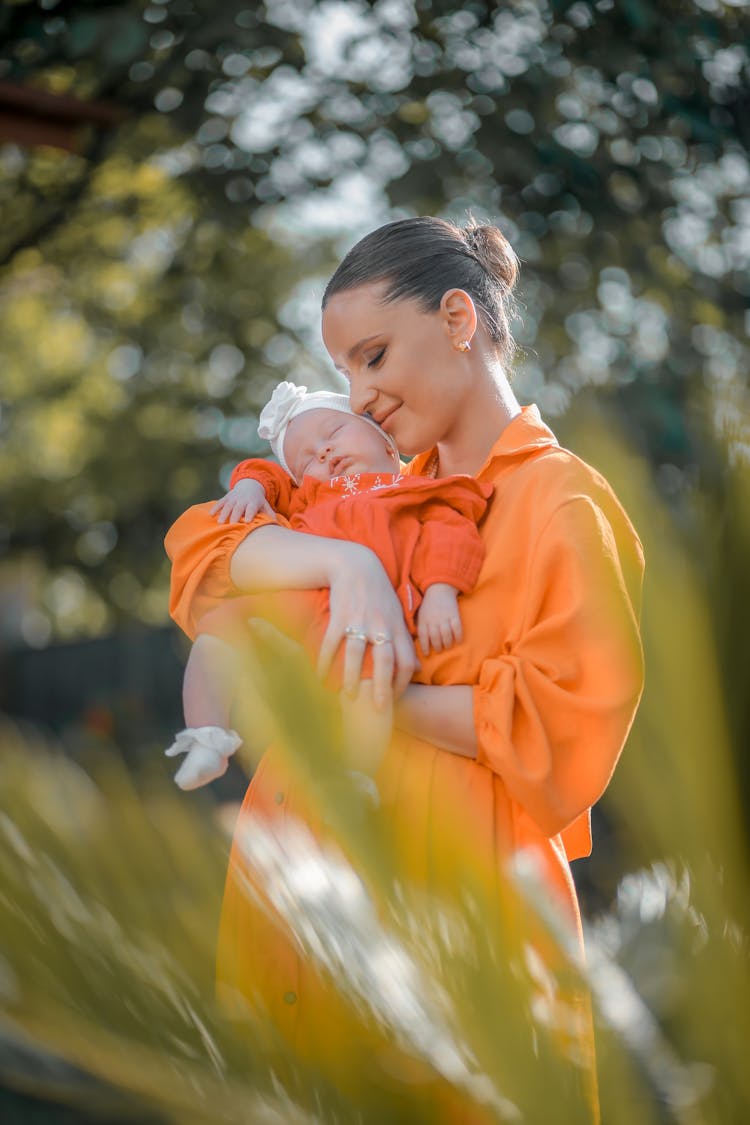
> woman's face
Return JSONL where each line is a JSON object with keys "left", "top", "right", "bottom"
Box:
{"left": 321, "top": 282, "right": 470, "bottom": 457}
{"left": 283, "top": 408, "right": 396, "bottom": 482}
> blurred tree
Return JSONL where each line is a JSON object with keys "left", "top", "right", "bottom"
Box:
{"left": 0, "top": 0, "right": 748, "bottom": 640}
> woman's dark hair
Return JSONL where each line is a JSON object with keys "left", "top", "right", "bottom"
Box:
{"left": 322, "top": 216, "right": 520, "bottom": 363}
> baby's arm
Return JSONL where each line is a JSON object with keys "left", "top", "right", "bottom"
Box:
{"left": 408, "top": 483, "right": 489, "bottom": 656}
{"left": 416, "top": 583, "right": 462, "bottom": 656}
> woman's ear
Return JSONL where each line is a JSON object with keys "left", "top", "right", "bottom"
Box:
{"left": 439, "top": 288, "right": 478, "bottom": 350}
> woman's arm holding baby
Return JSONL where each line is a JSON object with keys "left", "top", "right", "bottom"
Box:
{"left": 394, "top": 684, "right": 477, "bottom": 759}
{"left": 229, "top": 525, "right": 418, "bottom": 702}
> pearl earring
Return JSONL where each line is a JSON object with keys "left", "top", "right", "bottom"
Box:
{"left": 456, "top": 340, "right": 471, "bottom": 353}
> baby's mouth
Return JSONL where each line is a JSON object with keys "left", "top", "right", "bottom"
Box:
{"left": 329, "top": 455, "right": 352, "bottom": 476}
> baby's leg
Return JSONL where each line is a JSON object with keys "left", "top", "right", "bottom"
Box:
{"left": 183, "top": 633, "right": 239, "bottom": 729}
{"left": 339, "top": 680, "right": 393, "bottom": 781}
{"left": 166, "top": 634, "right": 244, "bottom": 791}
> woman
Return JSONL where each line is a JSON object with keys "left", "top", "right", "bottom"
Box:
{"left": 166, "top": 217, "right": 644, "bottom": 1114}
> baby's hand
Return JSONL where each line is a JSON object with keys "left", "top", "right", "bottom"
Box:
{"left": 416, "top": 583, "right": 463, "bottom": 656}
{"left": 210, "top": 478, "right": 275, "bottom": 524}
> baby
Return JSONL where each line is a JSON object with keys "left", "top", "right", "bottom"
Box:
{"left": 166, "top": 381, "right": 491, "bottom": 793}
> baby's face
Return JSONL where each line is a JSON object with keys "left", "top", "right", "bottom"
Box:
{"left": 284, "top": 408, "right": 398, "bottom": 482}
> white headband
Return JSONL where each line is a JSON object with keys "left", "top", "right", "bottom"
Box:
{"left": 257, "top": 381, "right": 398, "bottom": 480}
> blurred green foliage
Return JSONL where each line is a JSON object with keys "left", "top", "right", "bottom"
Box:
{"left": 0, "top": 432, "right": 749, "bottom": 1122}
{"left": 0, "top": 0, "right": 748, "bottom": 641}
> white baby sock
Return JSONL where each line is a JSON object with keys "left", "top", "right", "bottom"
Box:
{"left": 165, "top": 726, "right": 242, "bottom": 790}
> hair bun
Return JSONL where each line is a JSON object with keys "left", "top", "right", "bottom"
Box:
{"left": 464, "top": 222, "right": 519, "bottom": 294}
{"left": 323, "top": 214, "right": 519, "bottom": 364}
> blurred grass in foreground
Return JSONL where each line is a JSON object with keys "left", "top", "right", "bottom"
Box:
{"left": 1, "top": 420, "right": 749, "bottom": 1123}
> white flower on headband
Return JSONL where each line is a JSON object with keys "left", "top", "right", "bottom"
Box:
{"left": 257, "top": 381, "right": 309, "bottom": 447}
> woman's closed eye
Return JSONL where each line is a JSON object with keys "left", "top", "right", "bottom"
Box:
{"left": 367, "top": 347, "right": 386, "bottom": 369}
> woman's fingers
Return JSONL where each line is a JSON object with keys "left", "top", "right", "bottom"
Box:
{"left": 318, "top": 619, "right": 416, "bottom": 703}
{"left": 342, "top": 632, "right": 368, "bottom": 699}
{"left": 320, "top": 545, "right": 416, "bottom": 698}
{"left": 317, "top": 618, "right": 344, "bottom": 680}
{"left": 370, "top": 636, "right": 396, "bottom": 709}
{"left": 391, "top": 632, "right": 418, "bottom": 698}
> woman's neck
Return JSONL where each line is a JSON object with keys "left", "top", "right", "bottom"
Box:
{"left": 436, "top": 363, "right": 521, "bottom": 478}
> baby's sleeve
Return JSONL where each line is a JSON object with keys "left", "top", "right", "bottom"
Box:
{"left": 410, "top": 505, "right": 486, "bottom": 594}
{"left": 229, "top": 458, "right": 296, "bottom": 513}
{"left": 408, "top": 477, "right": 493, "bottom": 594}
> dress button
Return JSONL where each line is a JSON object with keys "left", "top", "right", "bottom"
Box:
{"left": 274, "top": 791, "right": 284, "bottom": 805}
{"left": 283, "top": 991, "right": 297, "bottom": 1005}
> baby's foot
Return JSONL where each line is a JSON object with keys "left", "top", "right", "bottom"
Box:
{"left": 165, "top": 726, "right": 242, "bottom": 790}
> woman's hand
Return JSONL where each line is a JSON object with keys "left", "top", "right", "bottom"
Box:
{"left": 318, "top": 543, "right": 418, "bottom": 709}
{"left": 227, "top": 527, "right": 417, "bottom": 706}
{"left": 210, "top": 479, "right": 275, "bottom": 525}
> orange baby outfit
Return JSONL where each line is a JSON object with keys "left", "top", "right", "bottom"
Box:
{"left": 164, "top": 406, "right": 644, "bottom": 1116}
{"left": 193, "top": 468, "right": 491, "bottom": 679}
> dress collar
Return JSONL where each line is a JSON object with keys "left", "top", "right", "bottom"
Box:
{"left": 407, "top": 404, "right": 558, "bottom": 478}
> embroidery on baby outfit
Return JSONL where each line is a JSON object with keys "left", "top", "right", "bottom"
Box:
{"left": 326, "top": 472, "right": 402, "bottom": 499}
{"left": 341, "top": 474, "right": 362, "bottom": 495}
{"left": 369, "top": 473, "right": 403, "bottom": 491}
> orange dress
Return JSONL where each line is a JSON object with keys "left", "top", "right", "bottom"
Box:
{"left": 192, "top": 468, "right": 492, "bottom": 683}
{"left": 164, "top": 406, "right": 644, "bottom": 1108}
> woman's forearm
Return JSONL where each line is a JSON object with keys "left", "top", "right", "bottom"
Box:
{"left": 393, "top": 684, "right": 477, "bottom": 759}
{"left": 229, "top": 524, "right": 363, "bottom": 592}
{"left": 228, "top": 523, "right": 419, "bottom": 700}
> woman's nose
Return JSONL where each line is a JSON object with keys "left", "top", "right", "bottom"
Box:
{"left": 348, "top": 378, "right": 377, "bottom": 417}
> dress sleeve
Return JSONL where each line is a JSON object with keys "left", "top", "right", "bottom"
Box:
{"left": 473, "top": 496, "right": 644, "bottom": 839}
{"left": 229, "top": 458, "right": 296, "bottom": 513}
{"left": 164, "top": 502, "right": 282, "bottom": 641}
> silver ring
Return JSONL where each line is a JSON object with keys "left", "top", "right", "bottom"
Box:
{"left": 344, "top": 626, "right": 368, "bottom": 642}
{"left": 371, "top": 632, "right": 393, "bottom": 646}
